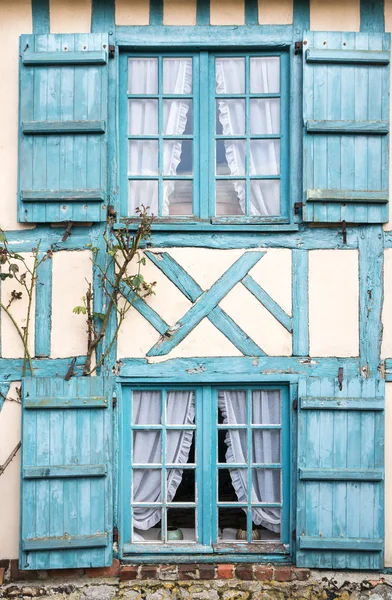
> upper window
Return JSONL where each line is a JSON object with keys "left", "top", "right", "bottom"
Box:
{"left": 120, "top": 51, "right": 289, "bottom": 226}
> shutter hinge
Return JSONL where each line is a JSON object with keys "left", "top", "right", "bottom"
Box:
{"left": 292, "top": 529, "right": 297, "bottom": 541}
{"left": 294, "top": 202, "right": 303, "bottom": 216}
{"left": 112, "top": 395, "right": 117, "bottom": 409}
{"left": 113, "top": 526, "right": 119, "bottom": 544}
{"left": 341, "top": 220, "right": 347, "bottom": 244}
{"left": 292, "top": 398, "right": 298, "bottom": 411}
{"left": 109, "top": 45, "right": 115, "bottom": 59}
{"left": 294, "top": 41, "right": 303, "bottom": 55}
{"left": 107, "top": 204, "right": 117, "bottom": 222}
{"left": 338, "top": 367, "right": 344, "bottom": 391}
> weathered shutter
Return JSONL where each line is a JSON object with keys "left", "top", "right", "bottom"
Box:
{"left": 296, "top": 377, "right": 384, "bottom": 569}
{"left": 303, "top": 31, "right": 390, "bottom": 224}
{"left": 18, "top": 34, "right": 109, "bottom": 223}
{"left": 20, "top": 377, "right": 113, "bottom": 570}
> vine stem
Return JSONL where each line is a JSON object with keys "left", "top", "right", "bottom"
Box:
{"left": 0, "top": 301, "right": 34, "bottom": 375}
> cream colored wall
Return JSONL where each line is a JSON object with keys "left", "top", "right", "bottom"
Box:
{"left": 210, "top": 0, "right": 244, "bottom": 25}
{"left": 0, "top": 0, "right": 33, "bottom": 232}
{"left": 116, "top": 0, "right": 150, "bottom": 25}
{"left": 310, "top": 0, "right": 360, "bottom": 31}
{"left": 50, "top": 0, "right": 91, "bottom": 33}
{"left": 258, "top": 0, "right": 292, "bottom": 24}
{"left": 164, "top": 0, "right": 196, "bottom": 25}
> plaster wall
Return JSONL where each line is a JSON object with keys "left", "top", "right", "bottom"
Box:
{"left": 164, "top": 0, "right": 197, "bottom": 25}
{"left": 116, "top": 0, "right": 150, "bottom": 25}
{"left": 49, "top": 0, "right": 92, "bottom": 33}
{"left": 258, "top": 0, "right": 293, "bottom": 24}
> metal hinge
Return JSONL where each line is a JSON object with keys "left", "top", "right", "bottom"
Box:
{"left": 341, "top": 220, "right": 347, "bottom": 244}
{"left": 112, "top": 396, "right": 117, "bottom": 409}
{"left": 107, "top": 204, "right": 117, "bottom": 221}
{"left": 338, "top": 367, "right": 344, "bottom": 391}
{"left": 294, "top": 202, "right": 303, "bottom": 216}
{"left": 292, "top": 529, "right": 297, "bottom": 541}
{"left": 292, "top": 398, "right": 298, "bottom": 411}
{"left": 294, "top": 41, "right": 303, "bottom": 55}
{"left": 113, "top": 526, "right": 119, "bottom": 544}
{"left": 109, "top": 45, "right": 115, "bottom": 59}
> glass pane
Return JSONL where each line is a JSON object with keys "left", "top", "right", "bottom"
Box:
{"left": 218, "top": 468, "right": 247, "bottom": 502}
{"left": 166, "top": 508, "right": 196, "bottom": 542}
{"left": 128, "top": 99, "right": 158, "bottom": 135}
{"left": 132, "top": 469, "right": 161, "bottom": 501}
{"left": 132, "top": 391, "right": 161, "bottom": 425}
{"left": 252, "top": 469, "right": 281, "bottom": 503}
{"left": 163, "top": 140, "right": 193, "bottom": 175}
{"left": 250, "top": 180, "right": 280, "bottom": 216}
{"left": 163, "top": 181, "right": 193, "bottom": 216}
{"left": 252, "top": 508, "right": 281, "bottom": 541}
{"left": 221, "top": 429, "right": 248, "bottom": 463}
{"left": 163, "top": 58, "right": 192, "bottom": 94}
{"left": 216, "top": 99, "right": 245, "bottom": 135}
{"left": 168, "top": 469, "right": 195, "bottom": 502}
{"left": 163, "top": 99, "right": 193, "bottom": 134}
{"left": 166, "top": 391, "right": 195, "bottom": 424}
{"left": 216, "top": 140, "right": 245, "bottom": 176}
{"left": 218, "top": 508, "right": 247, "bottom": 542}
{"left": 128, "top": 57, "right": 158, "bottom": 94}
{"left": 133, "top": 431, "right": 161, "bottom": 464}
{"left": 216, "top": 58, "right": 245, "bottom": 94}
{"left": 250, "top": 99, "right": 280, "bottom": 135}
{"left": 252, "top": 390, "right": 281, "bottom": 425}
{"left": 250, "top": 140, "right": 280, "bottom": 175}
{"left": 128, "top": 140, "right": 158, "bottom": 175}
{"left": 167, "top": 430, "right": 195, "bottom": 464}
{"left": 218, "top": 390, "right": 247, "bottom": 423}
{"left": 250, "top": 57, "right": 280, "bottom": 94}
{"left": 215, "top": 180, "right": 245, "bottom": 216}
{"left": 128, "top": 180, "right": 158, "bottom": 216}
{"left": 252, "top": 430, "right": 281, "bottom": 463}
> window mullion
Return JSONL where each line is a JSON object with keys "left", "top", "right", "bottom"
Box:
{"left": 198, "top": 51, "right": 210, "bottom": 220}
{"left": 200, "top": 385, "right": 214, "bottom": 546}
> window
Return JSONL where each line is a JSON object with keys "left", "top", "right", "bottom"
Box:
{"left": 120, "top": 385, "right": 290, "bottom": 555}
{"left": 120, "top": 51, "right": 289, "bottom": 226}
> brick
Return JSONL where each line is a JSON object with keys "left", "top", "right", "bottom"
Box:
{"left": 274, "top": 566, "right": 292, "bottom": 582}
{"left": 86, "top": 559, "right": 120, "bottom": 578}
{"left": 140, "top": 565, "right": 158, "bottom": 580}
{"left": 0, "top": 568, "right": 5, "bottom": 586}
{"left": 254, "top": 566, "right": 273, "bottom": 581}
{"left": 159, "top": 565, "right": 178, "bottom": 580}
{"left": 292, "top": 568, "right": 310, "bottom": 581}
{"left": 199, "top": 564, "right": 216, "bottom": 580}
{"left": 235, "top": 565, "right": 253, "bottom": 581}
{"left": 178, "top": 564, "right": 199, "bottom": 580}
{"left": 120, "top": 566, "right": 138, "bottom": 581}
{"left": 217, "top": 564, "right": 234, "bottom": 579}
{"left": 51, "top": 569, "right": 84, "bottom": 578}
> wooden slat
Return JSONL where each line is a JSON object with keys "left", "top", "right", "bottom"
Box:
{"left": 306, "top": 190, "right": 388, "bottom": 203}
{"left": 300, "top": 396, "right": 384, "bottom": 410}
{"left": 242, "top": 275, "right": 292, "bottom": 332}
{"left": 23, "top": 533, "right": 108, "bottom": 551}
{"left": 305, "top": 48, "right": 390, "bottom": 64}
{"left": 24, "top": 395, "right": 108, "bottom": 409}
{"left": 299, "top": 468, "right": 383, "bottom": 481}
{"left": 299, "top": 536, "right": 383, "bottom": 551}
{"left": 23, "top": 50, "right": 107, "bottom": 65}
{"left": 306, "top": 120, "right": 389, "bottom": 134}
{"left": 23, "top": 464, "right": 107, "bottom": 479}
{"left": 21, "top": 190, "right": 105, "bottom": 202}
{"left": 22, "top": 120, "right": 106, "bottom": 134}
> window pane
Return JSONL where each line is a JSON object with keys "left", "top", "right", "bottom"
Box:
{"left": 216, "top": 99, "right": 245, "bottom": 135}
{"left": 168, "top": 469, "right": 195, "bottom": 502}
{"left": 255, "top": 509, "right": 281, "bottom": 540}
{"left": 163, "top": 140, "right": 193, "bottom": 176}
{"left": 128, "top": 58, "right": 158, "bottom": 94}
{"left": 128, "top": 140, "right": 158, "bottom": 175}
{"left": 132, "top": 469, "right": 161, "bottom": 501}
{"left": 163, "top": 99, "right": 193, "bottom": 134}
{"left": 218, "top": 508, "right": 247, "bottom": 541}
{"left": 133, "top": 432, "right": 162, "bottom": 464}
{"left": 250, "top": 57, "right": 280, "bottom": 94}
{"left": 218, "top": 390, "right": 247, "bottom": 423}
{"left": 252, "top": 390, "right": 281, "bottom": 425}
{"left": 215, "top": 180, "right": 245, "bottom": 216}
{"left": 252, "top": 469, "right": 281, "bottom": 503}
{"left": 216, "top": 58, "right": 245, "bottom": 94}
{"left": 163, "top": 58, "right": 192, "bottom": 94}
{"left": 132, "top": 391, "right": 161, "bottom": 424}
{"left": 216, "top": 140, "right": 246, "bottom": 176}
{"left": 163, "top": 181, "right": 193, "bottom": 216}
{"left": 129, "top": 99, "right": 158, "bottom": 135}
{"left": 250, "top": 180, "right": 280, "bottom": 216}
{"left": 222, "top": 429, "right": 248, "bottom": 463}
{"left": 250, "top": 99, "right": 280, "bottom": 135}
{"left": 250, "top": 140, "right": 280, "bottom": 175}
{"left": 167, "top": 430, "right": 195, "bottom": 463}
{"left": 219, "top": 468, "right": 247, "bottom": 502}
{"left": 166, "top": 508, "right": 196, "bottom": 542}
{"left": 128, "top": 180, "right": 158, "bottom": 215}
{"left": 166, "top": 391, "right": 195, "bottom": 424}
{"left": 252, "top": 430, "right": 281, "bottom": 463}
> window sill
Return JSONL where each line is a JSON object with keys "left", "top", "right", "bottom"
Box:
{"left": 114, "top": 220, "right": 299, "bottom": 233}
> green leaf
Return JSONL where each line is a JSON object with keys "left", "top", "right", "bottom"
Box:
{"left": 132, "top": 274, "right": 145, "bottom": 288}
{"left": 93, "top": 312, "right": 106, "bottom": 321}
{"left": 9, "top": 263, "right": 19, "bottom": 274}
{"left": 0, "top": 231, "right": 7, "bottom": 243}
{"left": 138, "top": 257, "right": 147, "bottom": 266}
{"left": 72, "top": 306, "right": 87, "bottom": 315}
{"left": 0, "top": 273, "right": 11, "bottom": 281}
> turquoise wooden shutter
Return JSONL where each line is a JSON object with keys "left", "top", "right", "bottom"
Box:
{"left": 303, "top": 31, "right": 390, "bottom": 224}
{"left": 19, "top": 34, "right": 109, "bottom": 223}
{"left": 20, "top": 377, "right": 113, "bottom": 570}
{"left": 296, "top": 377, "right": 384, "bottom": 569}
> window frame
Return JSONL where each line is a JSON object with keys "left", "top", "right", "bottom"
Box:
{"left": 118, "top": 48, "right": 291, "bottom": 230}
{"left": 119, "top": 383, "right": 291, "bottom": 558}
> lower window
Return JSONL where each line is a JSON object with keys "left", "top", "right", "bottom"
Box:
{"left": 120, "top": 385, "right": 290, "bottom": 556}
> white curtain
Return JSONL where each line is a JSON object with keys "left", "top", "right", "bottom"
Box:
{"left": 128, "top": 58, "right": 192, "bottom": 215}
{"left": 216, "top": 58, "right": 280, "bottom": 216}
{"left": 132, "top": 390, "right": 195, "bottom": 531}
{"left": 218, "top": 390, "right": 281, "bottom": 533}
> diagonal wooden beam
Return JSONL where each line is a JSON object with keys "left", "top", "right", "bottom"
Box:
{"left": 242, "top": 275, "right": 293, "bottom": 332}
{"left": 146, "top": 251, "right": 266, "bottom": 356}
{"left": 147, "top": 252, "right": 265, "bottom": 357}
{"left": 120, "top": 283, "right": 169, "bottom": 336}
